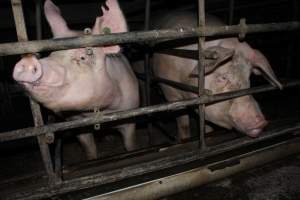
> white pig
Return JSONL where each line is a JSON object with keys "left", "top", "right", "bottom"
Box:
{"left": 13, "top": 0, "right": 139, "bottom": 160}
{"left": 133, "top": 11, "right": 282, "bottom": 141}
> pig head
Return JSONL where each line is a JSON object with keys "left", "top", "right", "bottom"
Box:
{"left": 13, "top": 0, "right": 139, "bottom": 160}
{"left": 134, "top": 11, "right": 281, "bottom": 140}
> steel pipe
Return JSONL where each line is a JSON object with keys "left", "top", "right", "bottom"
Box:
{"left": 197, "top": 0, "right": 206, "bottom": 150}
{"left": 0, "top": 21, "right": 299, "bottom": 56}
{"left": 0, "top": 80, "right": 300, "bottom": 143}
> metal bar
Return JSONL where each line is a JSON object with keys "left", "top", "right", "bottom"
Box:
{"left": 1, "top": 80, "right": 300, "bottom": 143}
{"left": 5, "top": 123, "right": 300, "bottom": 200}
{"left": 144, "top": 0, "right": 154, "bottom": 145}
{"left": 144, "top": 0, "right": 151, "bottom": 106}
{"left": 198, "top": 0, "right": 206, "bottom": 150}
{"left": 0, "top": 21, "right": 299, "bottom": 56}
{"left": 144, "top": 0, "right": 151, "bottom": 107}
{"left": 86, "top": 138, "right": 300, "bottom": 200}
{"left": 11, "top": 0, "right": 57, "bottom": 185}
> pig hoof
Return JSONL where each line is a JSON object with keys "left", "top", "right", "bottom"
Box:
{"left": 86, "top": 153, "right": 98, "bottom": 160}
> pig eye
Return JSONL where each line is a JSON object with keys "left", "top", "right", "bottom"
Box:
{"left": 217, "top": 75, "right": 227, "bottom": 82}
{"left": 80, "top": 56, "right": 86, "bottom": 61}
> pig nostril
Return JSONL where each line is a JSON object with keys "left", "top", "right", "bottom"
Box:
{"left": 32, "top": 65, "right": 37, "bottom": 74}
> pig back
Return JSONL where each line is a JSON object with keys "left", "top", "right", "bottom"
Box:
{"left": 151, "top": 11, "right": 225, "bottom": 100}
{"left": 151, "top": 11, "right": 224, "bottom": 30}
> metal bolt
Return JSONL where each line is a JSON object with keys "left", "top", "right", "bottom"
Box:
{"left": 84, "top": 28, "right": 92, "bottom": 35}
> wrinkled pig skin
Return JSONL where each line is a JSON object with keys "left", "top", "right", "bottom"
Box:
{"left": 133, "top": 11, "right": 281, "bottom": 141}
{"left": 13, "top": 0, "right": 139, "bottom": 160}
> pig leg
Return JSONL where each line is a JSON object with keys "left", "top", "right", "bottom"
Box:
{"left": 206, "top": 125, "right": 214, "bottom": 133}
{"left": 118, "top": 123, "right": 138, "bottom": 151}
{"left": 76, "top": 133, "right": 98, "bottom": 160}
{"left": 176, "top": 115, "right": 191, "bottom": 141}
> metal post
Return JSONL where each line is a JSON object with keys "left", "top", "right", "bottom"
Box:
{"left": 144, "top": 0, "right": 154, "bottom": 145}
{"left": 11, "top": 0, "right": 58, "bottom": 185}
{"left": 198, "top": 0, "right": 206, "bottom": 150}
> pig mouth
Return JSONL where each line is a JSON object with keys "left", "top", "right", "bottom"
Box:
{"left": 21, "top": 74, "right": 64, "bottom": 91}
{"left": 231, "top": 118, "right": 268, "bottom": 138}
{"left": 242, "top": 120, "right": 268, "bottom": 138}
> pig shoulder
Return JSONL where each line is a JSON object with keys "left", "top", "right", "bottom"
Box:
{"left": 105, "top": 54, "right": 139, "bottom": 110}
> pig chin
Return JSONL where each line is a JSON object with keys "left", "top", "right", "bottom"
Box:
{"left": 22, "top": 71, "right": 65, "bottom": 99}
{"left": 231, "top": 119, "right": 268, "bottom": 138}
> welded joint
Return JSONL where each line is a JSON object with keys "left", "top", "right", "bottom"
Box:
{"left": 239, "top": 18, "right": 247, "bottom": 41}
{"left": 45, "top": 132, "right": 55, "bottom": 144}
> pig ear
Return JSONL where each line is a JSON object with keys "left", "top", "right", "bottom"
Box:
{"left": 249, "top": 49, "right": 283, "bottom": 89}
{"left": 92, "top": 0, "right": 128, "bottom": 54}
{"left": 44, "top": 0, "right": 73, "bottom": 38}
{"left": 189, "top": 46, "right": 234, "bottom": 77}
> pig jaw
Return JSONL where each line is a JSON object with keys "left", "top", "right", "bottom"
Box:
{"left": 228, "top": 96, "right": 268, "bottom": 137}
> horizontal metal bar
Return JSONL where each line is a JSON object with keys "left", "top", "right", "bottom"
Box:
{"left": 5, "top": 122, "right": 300, "bottom": 200}
{"left": 86, "top": 138, "right": 300, "bottom": 200}
{"left": 0, "top": 80, "right": 299, "bottom": 143}
{"left": 0, "top": 21, "right": 299, "bottom": 56}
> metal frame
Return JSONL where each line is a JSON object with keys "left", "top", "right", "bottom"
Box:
{"left": 1, "top": 0, "right": 300, "bottom": 199}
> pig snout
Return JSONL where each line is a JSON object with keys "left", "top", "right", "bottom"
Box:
{"left": 229, "top": 96, "right": 268, "bottom": 137}
{"left": 13, "top": 56, "right": 42, "bottom": 83}
{"left": 245, "top": 117, "right": 268, "bottom": 137}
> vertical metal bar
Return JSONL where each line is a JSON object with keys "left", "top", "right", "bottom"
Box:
{"left": 228, "top": 0, "right": 235, "bottom": 25}
{"left": 144, "top": 0, "right": 153, "bottom": 145}
{"left": 198, "top": 0, "right": 206, "bottom": 150}
{"left": 144, "top": 0, "right": 151, "bottom": 107}
{"left": 11, "top": 0, "right": 58, "bottom": 185}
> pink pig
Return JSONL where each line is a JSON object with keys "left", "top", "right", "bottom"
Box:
{"left": 13, "top": 0, "right": 139, "bottom": 160}
{"left": 133, "top": 11, "right": 282, "bottom": 141}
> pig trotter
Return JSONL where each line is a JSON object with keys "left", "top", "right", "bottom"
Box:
{"left": 76, "top": 133, "right": 98, "bottom": 160}
{"left": 119, "top": 123, "right": 138, "bottom": 151}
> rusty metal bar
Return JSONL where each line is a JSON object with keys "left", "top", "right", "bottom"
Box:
{"left": 0, "top": 21, "right": 299, "bottom": 56}
{"left": 1, "top": 80, "right": 300, "bottom": 143}
{"left": 5, "top": 123, "right": 300, "bottom": 200}
{"left": 144, "top": 0, "right": 151, "bottom": 107}
{"left": 198, "top": 0, "right": 206, "bottom": 150}
{"left": 144, "top": 0, "right": 154, "bottom": 145}
{"left": 11, "top": 0, "right": 58, "bottom": 185}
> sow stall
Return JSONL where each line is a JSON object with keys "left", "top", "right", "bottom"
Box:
{"left": 0, "top": 0, "right": 300, "bottom": 199}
